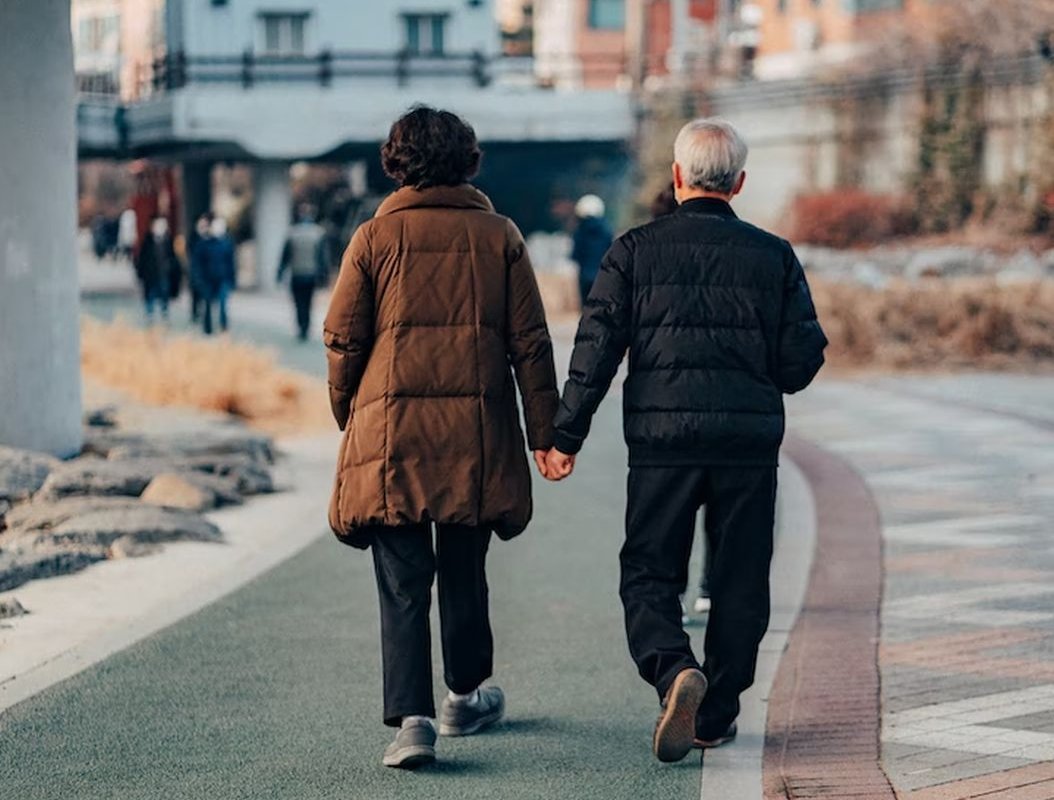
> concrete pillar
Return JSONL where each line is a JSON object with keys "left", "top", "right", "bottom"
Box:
{"left": 180, "top": 161, "right": 212, "bottom": 236}
{"left": 0, "top": 0, "right": 82, "bottom": 457}
{"left": 252, "top": 161, "right": 291, "bottom": 288}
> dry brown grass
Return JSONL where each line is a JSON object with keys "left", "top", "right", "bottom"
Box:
{"left": 81, "top": 318, "right": 332, "bottom": 435}
{"left": 812, "top": 278, "right": 1054, "bottom": 371}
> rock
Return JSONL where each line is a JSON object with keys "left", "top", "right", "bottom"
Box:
{"left": 140, "top": 470, "right": 245, "bottom": 512}
{"left": 0, "top": 446, "right": 60, "bottom": 502}
{"left": 997, "top": 250, "right": 1044, "bottom": 282}
{"left": 35, "top": 457, "right": 171, "bottom": 501}
{"left": 0, "top": 498, "right": 10, "bottom": 531}
{"left": 85, "top": 429, "right": 274, "bottom": 465}
{"left": 37, "top": 505, "right": 222, "bottom": 551}
{"left": 84, "top": 405, "right": 119, "bottom": 428}
{"left": 0, "top": 596, "right": 29, "bottom": 618}
{"left": 0, "top": 545, "right": 105, "bottom": 593}
{"left": 107, "top": 536, "right": 163, "bottom": 559}
{"left": 905, "top": 246, "right": 994, "bottom": 280}
{"left": 1041, "top": 249, "right": 1054, "bottom": 277}
{"left": 2, "top": 496, "right": 143, "bottom": 536}
{"left": 0, "top": 597, "right": 28, "bottom": 618}
{"left": 186, "top": 455, "right": 274, "bottom": 495}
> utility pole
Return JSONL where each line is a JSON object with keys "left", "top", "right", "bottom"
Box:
{"left": 0, "top": 0, "right": 83, "bottom": 457}
{"left": 625, "top": 0, "right": 648, "bottom": 91}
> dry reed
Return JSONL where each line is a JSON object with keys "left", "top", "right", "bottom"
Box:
{"left": 80, "top": 318, "right": 331, "bottom": 435}
{"left": 812, "top": 277, "right": 1054, "bottom": 371}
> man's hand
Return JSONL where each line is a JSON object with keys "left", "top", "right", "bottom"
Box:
{"left": 543, "top": 448, "right": 576, "bottom": 481}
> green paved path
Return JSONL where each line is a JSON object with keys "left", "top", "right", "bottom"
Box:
{"left": 0, "top": 398, "right": 708, "bottom": 799}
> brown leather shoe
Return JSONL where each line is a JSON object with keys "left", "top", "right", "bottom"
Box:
{"left": 694, "top": 721, "right": 738, "bottom": 749}
{"left": 653, "top": 668, "right": 708, "bottom": 763}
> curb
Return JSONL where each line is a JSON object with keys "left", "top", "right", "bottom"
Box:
{"left": 763, "top": 435, "right": 897, "bottom": 800}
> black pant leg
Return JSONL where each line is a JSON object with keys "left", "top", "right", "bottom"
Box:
{"left": 370, "top": 524, "right": 436, "bottom": 726}
{"left": 201, "top": 294, "right": 214, "bottom": 335}
{"left": 291, "top": 277, "right": 314, "bottom": 338}
{"left": 697, "top": 467, "right": 777, "bottom": 738}
{"left": 621, "top": 467, "right": 705, "bottom": 701}
{"left": 435, "top": 524, "right": 494, "bottom": 695}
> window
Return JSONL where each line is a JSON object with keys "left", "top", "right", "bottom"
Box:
{"left": 77, "top": 14, "right": 119, "bottom": 54}
{"left": 842, "top": 0, "right": 903, "bottom": 12}
{"left": 588, "top": 0, "right": 625, "bottom": 30}
{"left": 403, "top": 13, "right": 448, "bottom": 55}
{"left": 259, "top": 13, "right": 309, "bottom": 56}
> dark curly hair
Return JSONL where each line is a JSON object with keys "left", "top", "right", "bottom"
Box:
{"left": 381, "top": 106, "right": 482, "bottom": 189}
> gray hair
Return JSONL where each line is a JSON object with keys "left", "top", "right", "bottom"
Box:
{"left": 673, "top": 118, "right": 748, "bottom": 195}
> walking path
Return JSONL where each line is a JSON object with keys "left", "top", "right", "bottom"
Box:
{"left": 8, "top": 281, "right": 1047, "bottom": 798}
{"left": 786, "top": 375, "right": 1054, "bottom": 800}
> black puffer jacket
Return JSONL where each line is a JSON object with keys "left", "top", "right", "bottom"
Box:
{"left": 552, "top": 197, "right": 827, "bottom": 466}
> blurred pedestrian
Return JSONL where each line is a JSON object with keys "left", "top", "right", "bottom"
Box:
{"left": 278, "top": 204, "right": 330, "bottom": 341}
{"left": 134, "top": 215, "right": 179, "bottom": 322}
{"left": 199, "top": 216, "right": 235, "bottom": 335}
{"left": 117, "top": 207, "right": 138, "bottom": 262}
{"left": 571, "top": 194, "right": 613, "bottom": 306}
{"left": 187, "top": 213, "right": 211, "bottom": 323}
{"left": 324, "top": 106, "right": 558, "bottom": 769}
{"left": 650, "top": 182, "right": 678, "bottom": 218}
{"left": 543, "top": 118, "right": 828, "bottom": 762}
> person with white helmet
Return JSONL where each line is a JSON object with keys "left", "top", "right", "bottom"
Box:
{"left": 571, "top": 194, "right": 613, "bottom": 307}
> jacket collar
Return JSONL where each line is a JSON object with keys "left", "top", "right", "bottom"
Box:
{"left": 376, "top": 184, "right": 494, "bottom": 216}
{"left": 675, "top": 197, "right": 738, "bottom": 219}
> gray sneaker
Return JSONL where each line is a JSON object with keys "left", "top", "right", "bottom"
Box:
{"left": 382, "top": 719, "right": 436, "bottom": 769}
{"left": 438, "top": 686, "right": 505, "bottom": 736}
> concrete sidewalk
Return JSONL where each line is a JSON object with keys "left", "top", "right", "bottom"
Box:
{"left": 787, "top": 375, "right": 1054, "bottom": 800}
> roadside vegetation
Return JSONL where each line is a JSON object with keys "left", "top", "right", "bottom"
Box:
{"left": 80, "top": 318, "right": 331, "bottom": 435}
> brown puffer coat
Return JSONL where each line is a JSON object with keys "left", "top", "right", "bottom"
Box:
{"left": 323, "top": 185, "right": 558, "bottom": 547}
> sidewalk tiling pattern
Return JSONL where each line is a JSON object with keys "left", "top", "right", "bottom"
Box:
{"left": 787, "top": 377, "right": 1054, "bottom": 800}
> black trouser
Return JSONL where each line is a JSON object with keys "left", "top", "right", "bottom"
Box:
{"left": 620, "top": 465, "right": 776, "bottom": 739}
{"left": 290, "top": 275, "right": 316, "bottom": 339}
{"left": 370, "top": 524, "right": 494, "bottom": 727}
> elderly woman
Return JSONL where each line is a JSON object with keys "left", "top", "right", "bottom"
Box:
{"left": 323, "top": 107, "right": 558, "bottom": 768}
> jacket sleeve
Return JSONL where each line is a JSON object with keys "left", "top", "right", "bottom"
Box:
{"left": 776, "top": 244, "right": 828, "bottom": 394}
{"left": 505, "top": 221, "right": 559, "bottom": 450}
{"left": 323, "top": 226, "right": 375, "bottom": 430}
{"left": 552, "top": 236, "right": 633, "bottom": 455}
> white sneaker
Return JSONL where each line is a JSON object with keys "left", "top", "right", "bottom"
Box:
{"left": 693, "top": 596, "right": 712, "bottom": 614}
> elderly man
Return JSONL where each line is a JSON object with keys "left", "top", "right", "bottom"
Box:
{"left": 544, "top": 118, "right": 827, "bottom": 762}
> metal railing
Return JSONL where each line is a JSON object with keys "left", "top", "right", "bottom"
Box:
{"left": 134, "top": 49, "right": 639, "bottom": 96}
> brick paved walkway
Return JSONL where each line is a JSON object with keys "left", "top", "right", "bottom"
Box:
{"left": 786, "top": 376, "right": 1054, "bottom": 800}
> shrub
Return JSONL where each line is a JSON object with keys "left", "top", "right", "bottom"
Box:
{"left": 789, "top": 190, "right": 916, "bottom": 249}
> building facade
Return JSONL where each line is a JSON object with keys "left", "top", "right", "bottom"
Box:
{"left": 750, "top": 0, "right": 921, "bottom": 79}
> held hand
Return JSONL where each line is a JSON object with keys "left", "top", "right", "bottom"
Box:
{"left": 533, "top": 450, "right": 550, "bottom": 479}
{"left": 543, "top": 448, "right": 576, "bottom": 481}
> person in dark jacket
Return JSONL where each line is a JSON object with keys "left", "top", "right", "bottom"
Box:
{"left": 323, "top": 107, "right": 558, "bottom": 769}
{"left": 277, "top": 204, "right": 330, "bottom": 341}
{"left": 570, "top": 194, "right": 613, "bottom": 305}
{"left": 186, "top": 213, "right": 211, "bottom": 323}
{"left": 135, "top": 215, "right": 180, "bottom": 322}
{"left": 198, "top": 216, "right": 235, "bottom": 335}
{"left": 543, "top": 118, "right": 827, "bottom": 763}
